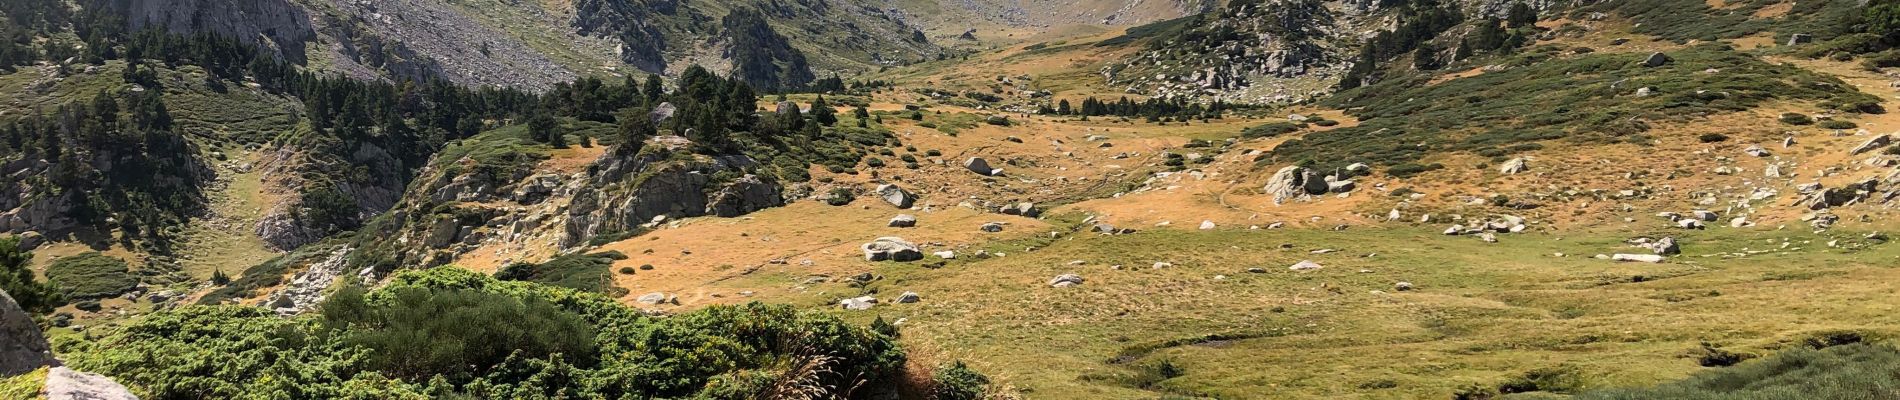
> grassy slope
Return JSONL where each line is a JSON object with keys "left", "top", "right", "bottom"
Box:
{"left": 841, "top": 224, "right": 1900, "bottom": 399}
{"left": 0, "top": 367, "right": 45, "bottom": 400}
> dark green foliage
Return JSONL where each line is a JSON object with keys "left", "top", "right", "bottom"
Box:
{"left": 1817, "top": 119, "right": 1858, "bottom": 129}
{"left": 1698, "top": 133, "right": 1730, "bottom": 143}
{"left": 527, "top": 109, "right": 567, "bottom": 148}
{"left": 1, "top": 89, "right": 206, "bottom": 253}
{"left": 1778, "top": 113, "right": 1813, "bottom": 125}
{"left": 1241, "top": 122, "right": 1304, "bottom": 139}
{"left": 44, "top": 252, "right": 137, "bottom": 300}
{"left": 0, "top": 237, "right": 58, "bottom": 312}
{"left": 494, "top": 251, "right": 628, "bottom": 296}
{"left": 319, "top": 285, "right": 598, "bottom": 383}
{"left": 812, "top": 95, "right": 838, "bottom": 126}
{"left": 1386, "top": 163, "right": 1445, "bottom": 178}
{"left": 1058, "top": 96, "right": 1226, "bottom": 120}
{"left": 72, "top": 268, "right": 913, "bottom": 399}
{"left": 931, "top": 361, "right": 990, "bottom": 400}
{"left": 1292, "top": 45, "right": 1881, "bottom": 172}
{"left": 1575, "top": 343, "right": 1900, "bottom": 399}
{"left": 826, "top": 188, "right": 857, "bottom": 206}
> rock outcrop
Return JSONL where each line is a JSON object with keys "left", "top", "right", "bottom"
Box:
{"left": 1, "top": 290, "right": 54, "bottom": 376}
{"left": 564, "top": 150, "right": 786, "bottom": 247}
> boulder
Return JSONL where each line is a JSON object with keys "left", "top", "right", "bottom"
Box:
{"left": 1199, "top": 220, "right": 1216, "bottom": 230}
{"left": 1327, "top": 180, "right": 1356, "bottom": 193}
{"left": 1, "top": 290, "right": 55, "bottom": 376}
{"left": 1691, "top": 210, "right": 1720, "bottom": 221}
{"left": 636, "top": 292, "right": 667, "bottom": 305}
{"left": 424, "top": 217, "right": 461, "bottom": 249}
{"left": 650, "top": 102, "right": 677, "bottom": 124}
{"left": 1262, "top": 166, "right": 1309, "bottom": 204}
{"left": 1851, "top": 134, "right": 1892, "bottom": 155}
{"left": 1345, "top": 163, "right": 1371, "bottom": 174}
{"left": 888, "top": 214, "right": 917, "bottom": 228}
{"left": 1612, "top": 253, "right": 1665, "bottom": 263}
{"left": 1289, "top": 260, "right": 1323, "bottom": 271}
{"left": 1743, "top": 145, "right": 1769, "bottom": 157}
{"left": 44, "top": 367, "right": 138, "bottom": 400}
{"left": 1000, "top": 202, "right": 1039, "bottom": 217}
{"left": 895, "top": 292, "right": 921, "bottom": 303}
{"left": 965, "top": 157, "right": 1002, "bottom": 176}
{"left": 1677, "top": 219, "right": 1706, "bottom": 230}
{"left": 1641, "top": 52, "right": 1671, "bottom": 67}
{"left": 861, "top": 237, "right": 923, "bottom": 262}
{"left": 840, "top": 296, "right": 878, "bottom": 310}
{"left": 1652, "top": 237, "right": 1681, "bottom": 255}
{"left": 933, "top": 250, "right": 956, "bottom": 259}
{"left": 1048, "top": 273, "right": 1084, "bottom": 287}
{"left": 1300, "top": 169, "right": 1330, "bottom": 195}
{"left": 874, "top": 184, "right": 915, "bottom": 209}
{"left": 14, "top": 231, "right": 43, "bottom": 251}
{"left": 1499, "top": 157, "right": 1530, "bottom": 174}
{"left": 1395, "top": 282, "right": 1414, "bottom": 291}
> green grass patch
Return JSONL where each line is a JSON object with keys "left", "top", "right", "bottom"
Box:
{"left": 1283, "top": 44, "right": 1881, "bottom": 171}
{"left": 1574, "top": 343, "right": 1900, "bottom": 399}
{"left": 0, "top": 367, "right": 45, "bottom": 399}
{"left": 493, "top": 251, "right": 630, "bottom": 297}
{"left": 45, "top": 252, "right": 138, "bottom": 301}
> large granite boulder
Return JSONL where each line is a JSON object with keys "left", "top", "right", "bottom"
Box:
{"left": 0, "top": 289, "right": 54, "bottom": 376}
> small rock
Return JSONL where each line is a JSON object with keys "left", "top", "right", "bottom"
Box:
{"left": 1611, "top": 253, "right": 1665, "bottom": 263}
{"left": 1048, "top": 274, "right": 1085, "bottom": 287}
{"left": 980, "top": 222, "right": 1004, "bottom": 232}
{"left": 840, "top": 296, "right": 878, "bottom": 310}
{"left": 888, "top": 214, "right": 917, "bottom": 228}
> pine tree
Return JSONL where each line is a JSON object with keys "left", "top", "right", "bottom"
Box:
{"left": 811, "top": 95, "right": 837, "bottom": 126}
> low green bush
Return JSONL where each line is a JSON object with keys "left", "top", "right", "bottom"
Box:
{"left": 1779, "top": 113, "right": 1813, "bottom": 125}
{"left": 69, "top": 268, "right": 913, "bottom": 399}
{"left": 1817, "top": 119, "right": 1857, "bottom": 129}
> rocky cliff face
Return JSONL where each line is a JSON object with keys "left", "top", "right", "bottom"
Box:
{"left": 253, "top": 142, "right": 408, "bottom": 251}
{"left": 110, "top": 0, "right": 317, "bottom": 63}
{"left": 337, "top": 139, "right": 790, "bottom": 273}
